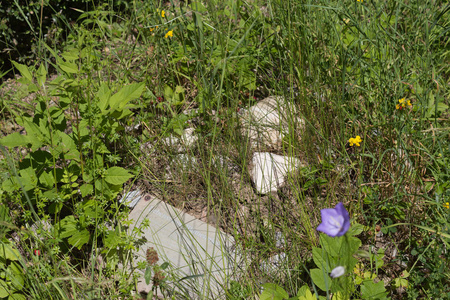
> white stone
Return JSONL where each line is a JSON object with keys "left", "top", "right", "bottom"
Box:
{"left": 260, "top": 252, "right": 287, "bottom": 274}
{"left": 128, "top": 195, "right": 240, "bottom": 298}
{"left": 240, "top": 96, "right": 305, "bottom": 150}
{"left": 250, "top": 152, "right": 302, "bottom": 194}
{"left": 163, "top": 128, "right": 198, "bottom": 153}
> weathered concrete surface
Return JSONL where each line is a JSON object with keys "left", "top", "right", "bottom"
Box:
{"left": 128, "top": 195, "right": 239, "bottom": 298}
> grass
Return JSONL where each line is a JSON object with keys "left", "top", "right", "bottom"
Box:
{"left": 0, "top": 0, "right": 449, "bottom": 299}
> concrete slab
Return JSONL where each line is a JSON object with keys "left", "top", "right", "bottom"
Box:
{"left": 128, "top": 195, "right": 240, "bottom": 299}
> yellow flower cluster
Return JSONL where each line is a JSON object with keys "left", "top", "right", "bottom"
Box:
{"left": 444, "top": 202, "right": 449, "bottom": 209}
{"left": 349, "top": 135, "right": 362, "bottom": 147}
{"left": 396, "top": 98, "right": 412, "bottom": 110}
{"left": 165, "top": 30, "right": 173, "bottom": 38}
{"left": 161, "top": 10, "right": 166, "bottom": 18}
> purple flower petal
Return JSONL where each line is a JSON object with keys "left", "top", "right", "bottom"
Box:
{"left": 316, "top": 202, "right": 350, "bottom": 237}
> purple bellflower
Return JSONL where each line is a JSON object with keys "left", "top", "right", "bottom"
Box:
{"left": 316, "top": 202, "right": 350, "bottom": 237}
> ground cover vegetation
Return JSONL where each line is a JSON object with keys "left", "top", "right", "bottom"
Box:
{"left": 0, "top": 0, "right": 449, "bottom": 299}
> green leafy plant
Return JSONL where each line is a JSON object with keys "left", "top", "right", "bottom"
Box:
{"left": 0, "top": 50, "right": 139, "bottom": 257}
{"left": 0, "top": 241, "right": 26, "bottom": 300}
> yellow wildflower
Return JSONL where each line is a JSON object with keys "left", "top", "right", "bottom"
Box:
{"left": 357, "top": 0, "right": 363, "bottom": 2}
{"left": 444, "top": 202, "right": 449, "bottom": 209}
{"left": 161, "top": 10, "right": 166, "bottom": 18}
{"left": 150, "top": 26, "right": 158, "bottom": 32}
{"left": 165, "top": 30, "right": 173, "bottom": 38}
{"left": 396, "top": 98, "right": 412, "bottom": 110}
{"left": 349, "top": 135, "right": 362, "bottom": 147}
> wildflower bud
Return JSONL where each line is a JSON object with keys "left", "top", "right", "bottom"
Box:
{"left": 34, "top": 249, "right": 41, "bottom": 256}
{"left": 330, "top": 266, "right": 346, "bottom": 278}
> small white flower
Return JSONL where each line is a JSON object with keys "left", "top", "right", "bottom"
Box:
{"left": 330, "top": 266, "right": 345, "bottom": 278}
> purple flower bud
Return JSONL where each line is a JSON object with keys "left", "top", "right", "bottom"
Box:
{"left": 316, "top": 202, "right": 350, "bottom": 237}
{"left": 330, "top": 266, "right": 345, "bottom": 278}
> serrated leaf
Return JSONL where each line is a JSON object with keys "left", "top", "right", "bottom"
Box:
{"left": 68, "top": 229, "right": 90, "bottom": 249}
{"left": 104, "top": 230, "right": 121, "bottom": 249}
{"left": 58, "top": 216, "right": 77, "bottom": 239}
{"left": 80, "top": 184, "right": 93, "bottom": 197}
{"left": 361, "top": 280, "right": 387, "bottom": 299}
{"left": 39, "top": 171, "right": 55, "bottom": 188}
{"left": 57, "top": 132, "right": 80, "bottom": 160}
{"left": 104, "top": 167, "right": 133, "bottom": 185}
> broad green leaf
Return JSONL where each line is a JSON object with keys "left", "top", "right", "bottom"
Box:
{"left": 57, "top": 132, "right": 80, "bottom": 160}
{"left": 61, "top": 48, "right": 79, "bottom": 61}
{"left": 0, "top": 243, "right": 21, "bottom": 261}
{"left": 104, "top": 167, "right": 133, "bottom": 185}
{"left": 297, "top": 285, "right": 315, "bottom": 300}
{"left": 2, "top": 177, "right": 20, "bottom": 192}
{"left": 312, "top": 247, "right": 331, "bottom": 271}
{"left": 160, "top": 262, "right": 169, "bottom": 270}
{"left": 260, "top": 283, "right": 289, "bottom": 300}
{"left": 39, "top": 171, "right": 55, "bottom": 188}
{"left": 68, "top": 229, "right": 90, "bottom": 249}
{"left": 0, "top": 132, "right": 31, "bottom": 148}
{"left": 18, "top": 167, "right": 38, "bottom": 190}
{"left": 348, "top": 223, "right": 364, "bottom": 236}
{"left": 0, "top": 279, "right": 9, "bottom": 297}
{"left": 164, "top": 85, "right": 174, "bottom": 100}
{"left": 109, "top": 82, "right": 145, "bottom": 111}
{"left": 7, "top": 262, "right": 24, "bottom": 291}
{"left": 360, "top": 280, "right": 387, "bottom": 299}
{"left": 144, "top": 267, "right": 152, "bottom": 285}
{"left": 57, "top": 216, "right": 77, "bottom": 239}
{"left": 58, "top": 60, "right": 78, "bottom": 74}
{"left": 104, "top": 230, "right": 121, "bottom": 249}
{"left": 9, "top": 293, "right": 27, "bottom": 300}
{"left": 97, "top": 83, "right": 111, "bottom": 113}
{"left": 12, "top": 62, "right": 33, "bottom": 83}
{"left": 310, "top": 268, "right": 330, "bottom": 292}
{"left": 36, "top": 63, "right": 47, "bottom": 87}
{"left": 80, "top": 184, "right": 93, "bottom": 197}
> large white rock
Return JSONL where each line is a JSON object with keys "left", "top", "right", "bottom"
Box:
{"left": 128, "top": 195, "right": 240, "bottom": 298}
{"left": 163, "top": 128, "right": 198, "bottom": 153}
{"left": 250, "top": 152, "right": 302, "bottom": 194}
{"left": 239, "top": 96, "right": 305, "bottom": 150}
